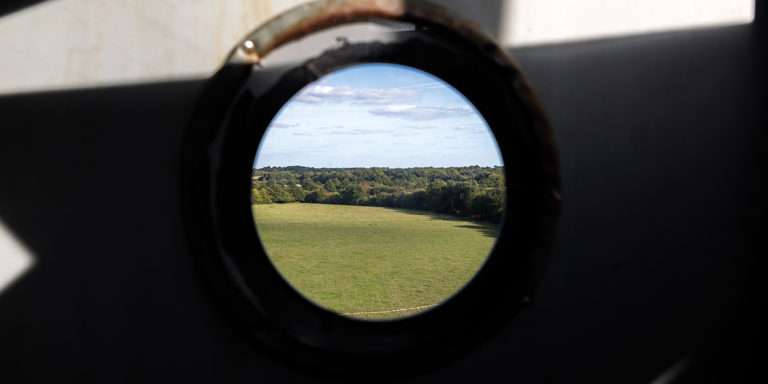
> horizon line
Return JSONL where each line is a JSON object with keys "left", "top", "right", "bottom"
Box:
{"left": 254, "top": 165, "right": 504, "bottom": 170}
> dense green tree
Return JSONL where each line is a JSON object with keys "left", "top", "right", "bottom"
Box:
{"left": 251, "top": 187, "right": 272, "bottom": 204}
{"left": 340, "top": 184, "right": 366, "bottom": 204}
{"left": 252, "top": 166, "right": 505, "bottom": 222}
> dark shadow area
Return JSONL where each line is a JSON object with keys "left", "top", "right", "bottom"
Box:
{"left": 0, "top": 16, "right": 765, "bottom": 384}
{"left": 386, "top": 207, "right": 501, "bottom": 238}
{"left": 0, "top": 0, "right": 49, "bottom": 18}
{"left": 496, "top": 23, "right": 763, "bottom": 383}
{"left": 454, "top": 224, "right": 499, "bottom": 239}
{"left": 671, "top": 3, "right": 767, "bottom": 383}
{"left": 436, "top": 0, "right": 506, "bottom": 38}
{"left": 0, "top": 79, "right": 310, "bottom": 383}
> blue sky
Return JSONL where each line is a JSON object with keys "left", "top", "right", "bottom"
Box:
{"left": 254, "top": 63, "right": 503, "bottom": 168}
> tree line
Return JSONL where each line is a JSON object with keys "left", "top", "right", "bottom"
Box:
{"left": 252, "top": 166, "right": 505, "bottom": 223}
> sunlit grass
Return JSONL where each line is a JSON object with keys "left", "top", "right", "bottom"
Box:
{"left": 253, "top": 203, "right": 498, "bottom": 320}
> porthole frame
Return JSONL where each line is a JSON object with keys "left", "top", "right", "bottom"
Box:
{"left": 182, "top": 0, "right": 560, "bottom": 377}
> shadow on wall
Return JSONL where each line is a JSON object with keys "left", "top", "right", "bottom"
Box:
{"left": 437, "top": 0, "right": 506, "bottom": 38}
{"left": 0, "top": 0, "right": 48, "bottom": 17}
{"left": 0, "top": 79, "right": 267, "bottom": 382}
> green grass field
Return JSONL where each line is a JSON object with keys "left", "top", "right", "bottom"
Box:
{"left": 252, "top": 203, "right": 498, "bottom": 320}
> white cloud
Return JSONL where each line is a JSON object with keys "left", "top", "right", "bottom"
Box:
{"left": 327, "top": 128, "right": 393, "bottom": 136}
{"left": 453, "top": 123, "right": 489, "bottom": 134}
{"left": 294, "top": 85, "right": 418, "bottom": 105}
{"left": 269, "top": 122, "right": 298, "bottom": 129}
{"left": 368, "top": 105, "right": 474, "bottom": 121}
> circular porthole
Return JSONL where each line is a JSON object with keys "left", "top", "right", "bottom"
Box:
{"left": 183, "top": 0, "right": 559, "bottom": 377}
{"left": 252, "top": 63, "right": 505, "bottom": 321}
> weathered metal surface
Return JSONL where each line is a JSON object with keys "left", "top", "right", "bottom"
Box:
{"left": 229, "top": 0, "right": 496, "bottom": 65}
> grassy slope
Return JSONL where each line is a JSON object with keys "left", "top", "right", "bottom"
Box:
{"left": 252, "top": 203, "right": 497, "bottom": 320}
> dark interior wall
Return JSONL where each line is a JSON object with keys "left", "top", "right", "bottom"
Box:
{"left": 434, "top": 0, "right": 505, "bottom": 37}
{"left": 505, "top": 24, "right": 765, "bottom": 383}
{"left": 0, "top": 7, "right": 764, "bottom": 384}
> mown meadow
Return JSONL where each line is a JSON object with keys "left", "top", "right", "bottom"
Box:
{"left": 253, "top": 203, "right": 498, "bottom": 320}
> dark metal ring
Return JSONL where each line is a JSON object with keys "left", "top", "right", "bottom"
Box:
{"left": 182, "top": 0, "right": 560, "bottom": 377}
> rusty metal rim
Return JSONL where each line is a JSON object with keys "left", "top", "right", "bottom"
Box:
{"left": 228, "top": 0, "right": 500, "bottom": 65}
